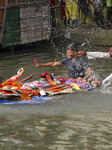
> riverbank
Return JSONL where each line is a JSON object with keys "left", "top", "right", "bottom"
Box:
{"left": 0, "top": 27, "right": 111, "bottom": 51}
{"left": 51, "top": 27, "right": 112, "bottom": 46}
{"left": 71, "top": 28, "right": 112, "bottom": 46}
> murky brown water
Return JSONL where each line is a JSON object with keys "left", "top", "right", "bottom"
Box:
{"left": 0, "top": 40, "right": 112, "bottom": 150}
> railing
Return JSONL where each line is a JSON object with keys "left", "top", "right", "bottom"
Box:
{"left": 8, "top": 0, "right": 46, "bottom": 5}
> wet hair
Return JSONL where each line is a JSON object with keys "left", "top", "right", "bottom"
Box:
{"left": 67, "top": 43, "right": 78, "bottom": 52}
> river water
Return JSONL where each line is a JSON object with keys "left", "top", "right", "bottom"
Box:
{"left": 0, "top": 40, "right": 112, "bottom": 150}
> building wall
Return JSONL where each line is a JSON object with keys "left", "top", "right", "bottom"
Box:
{"left": 1, "top": 0, "right": 51, "bottom": 48}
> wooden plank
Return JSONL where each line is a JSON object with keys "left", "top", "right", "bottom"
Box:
{"left": 0, "top": 0, "right": 8, "bottom": 45}
{"left": 0, "top": 29, "right": 2, "bottom": 43}
{"left": 0, "top": 0, "right": 5, "bottom": 6}
{"left": 0, "top": 9, "right": 3, "bottom": 43}
{"left": 0, "top": 10, "right": 3, "bottom": 24}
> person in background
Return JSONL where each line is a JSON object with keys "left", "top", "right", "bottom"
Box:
{"left": 50, "top": 0, "right": 58, "bottom": 28}
{"left": 34, "top": 43, "right": 93, "bottom": 81}
{"left": 60, "top": 0, "right": 67, "bottom": 26}
{"left": 107, "top": 0, "right": 112, "bottom": 28}
{"left": 93, "top": 0, "right": 104, "bottom": 28}
{"left": 78, "top": 0, "right": 94, "bottom": 24}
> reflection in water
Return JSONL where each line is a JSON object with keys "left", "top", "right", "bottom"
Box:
{"left": 0, "top": 42, "right": 112, "bottom": 149}
{"left": 0, "top": 113, "right": 112, "bottom": 150}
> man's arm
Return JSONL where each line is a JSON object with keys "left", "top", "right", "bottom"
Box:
{"left": 17, "top": 73, "right": 35, "bottom": 82}
{"left": 83, "top": 67, "right": 93, "bottom": 80}
{"left": 78, "top": 51, "right": 87, "bottom": 56}
{"left": 78, "top": 51, "right": 110, "bottom": 59}
{"left": 34, "top": 58, "right": 62, "bottom": 67}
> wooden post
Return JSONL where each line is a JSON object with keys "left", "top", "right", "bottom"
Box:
{"left": 0, "top": 0, "right": 8, "bottom": 45}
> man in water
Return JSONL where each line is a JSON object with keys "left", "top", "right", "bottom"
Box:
{"left": 78, "top": 47, "right": 112, "bottom": 87}
{"left": 34, "top": 43, "right": 93, "bottom": 81}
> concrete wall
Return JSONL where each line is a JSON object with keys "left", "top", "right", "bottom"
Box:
{"left": 71, "top": 28, "right": 112, "bottom": 46}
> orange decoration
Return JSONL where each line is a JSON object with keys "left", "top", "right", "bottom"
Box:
{"left": 45, "top": 75, "right": 55, "bottom": 87}
{"left": 45, "top": 84, "right": 71, "bottom": 93}
{"left": 2, "top": 81, "right": 40, "bottom": 100}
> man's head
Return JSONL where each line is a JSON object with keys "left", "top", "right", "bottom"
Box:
{"left": 67, "top": 43, "right": 78, "bottom": 58}
{"left": 108, "top": 47, "right": 112, "bottom": 57}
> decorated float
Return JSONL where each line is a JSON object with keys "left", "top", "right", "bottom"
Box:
{"left": 0, "top": 68, "right": 99, "bottom": 104}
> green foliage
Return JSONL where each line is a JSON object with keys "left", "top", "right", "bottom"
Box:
{"left": 101, "top": 0, "right": 107, "bottom": 17}
{"left": 101, "top": 0, "right": 107, "bottom": 7}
